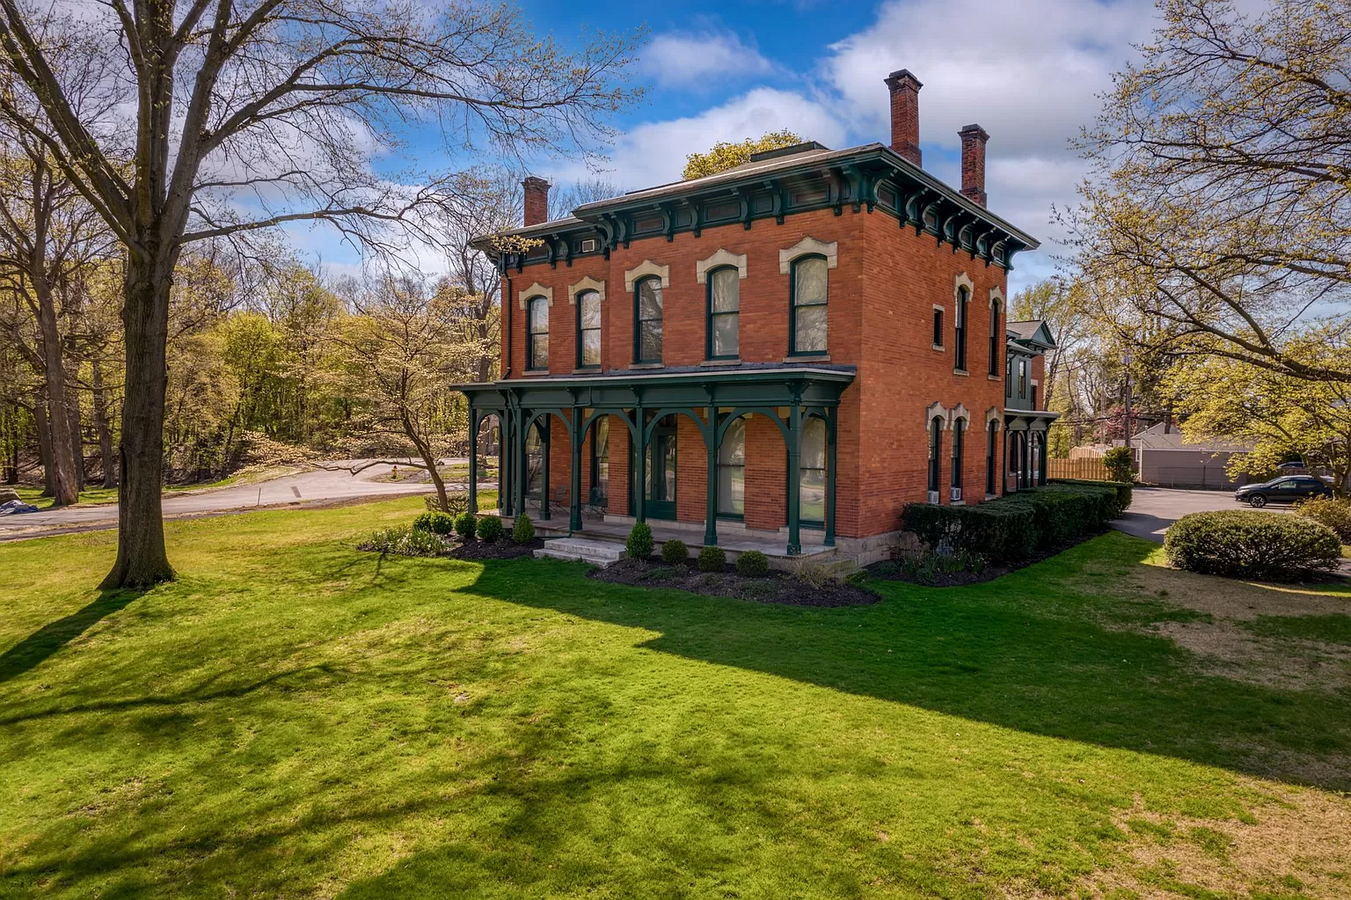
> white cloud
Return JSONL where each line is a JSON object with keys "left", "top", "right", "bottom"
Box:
{"left": 640, "top": 30, "right": 777, "bottom": 89}
{"left": 547, "top": 87, "right": 848, "bottom": 194}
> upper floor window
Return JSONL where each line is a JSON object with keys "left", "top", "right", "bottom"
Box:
{"left": 707, "top": 267, "right": 740, "bottom": 360}
{"left": 954, "top": 287, "right": 969, "bottom": 371}
{"left": 988, "top": 302, "right": 1000, "bottom": 376}
{"left": 790, "top": 255, "right": 828, "bottom": 355}
{"left": 1031, "top": 383, "right": 1038, "bottom": 410}
{"left": 576, "top": 290, "right": 601, "bottom": 368}
{"left": 526, "top": 296, "right": 549, "bottom": 371}
{"left": 932, "top": 307, "right": 944, "bottom": 348}
{"left": 1018, "top": 358, "right": 1028, "bottom": 398}
{"left": 634, "top": 277, "right": 663, "bottom": 364}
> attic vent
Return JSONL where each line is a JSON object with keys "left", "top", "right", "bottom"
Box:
{"left": 748, "top": 141, "right": 830, "bottom": 163}
{"left": 579, "top": 238, "right": 598, "bottom": 253}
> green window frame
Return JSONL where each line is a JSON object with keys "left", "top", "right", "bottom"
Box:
{"left": 717, "top": 415, "right": 746, "bottom": 518}
{"left": 576, "top": 289, "right": 601, "bottom": 369}
{"left": 634, "top": 277, "right": 663, "bottom": 364}
{"left": 526, "top": 296, "right": 549, "bottom": 372}
{"left": 706, "top": 267, "right": 740, "bottom": 360}
{"left": 799, "top": 416, "right": 827, "bottom": 525}
{"left": 788, "top": 255, "right": 828, "bottom": 356}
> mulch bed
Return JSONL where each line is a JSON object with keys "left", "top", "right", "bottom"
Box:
{"left": 589, "top": 557, "right": 878, "bottom": 608}
{"left": 867, "top": 531, "right": 1107, "bottom": 587}
{"left": 446, "top": 537, "right": 544, "bottom": 560}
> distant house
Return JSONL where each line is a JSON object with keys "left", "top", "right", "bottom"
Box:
{"left": 1128, "top": 423, "right": 1254, "bottom": 489}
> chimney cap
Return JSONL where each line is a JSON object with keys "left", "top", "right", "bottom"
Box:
{"left": 959, "top": 124, "right": 990, "bottom": 141}
{"left": 884, "top": 69, "right": 923, "bottom": 90}
{"left": 522, "top": 175, "right": 551, "bottom": 188}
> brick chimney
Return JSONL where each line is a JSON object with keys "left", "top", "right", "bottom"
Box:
{"left": 958, "top": 124, "right": 989, "bottom": 206}
{"left": 884, "top": 69, "right": 922, "bottom": 166}
{"left": 522, "top": 176, "right": 550, "bottom": 227}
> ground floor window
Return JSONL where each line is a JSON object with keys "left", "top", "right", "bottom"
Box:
{"left": 986, "top": 422, "right": 997, "bottom": 495}
{"left": 928, "top": 416, "right": 943, "bottom": 496}
{"left": 800, "top": 417, "right": 826, "bottom": 523}
{"left": 589, "top": 417, "right": 609, "bottom": 505}
{"left": 950, "top": 417, "right": 964, "bottom": 499}
{"left": 717, "top": 416, "right": 745, "bottom": 517}
{"left": 525, "top": 423, "right": 544, "bottom": 499}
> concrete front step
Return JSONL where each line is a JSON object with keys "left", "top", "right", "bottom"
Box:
{"left": 534, "top": 537, "right": 626, "bottom": 567}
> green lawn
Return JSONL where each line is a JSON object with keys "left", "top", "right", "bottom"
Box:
{"left": 1, "top": 500, "right": 1349, "bottom": 898}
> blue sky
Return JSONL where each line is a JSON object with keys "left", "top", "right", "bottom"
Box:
{"left": 297, "top": 0, "right": 1162, "bottom": 293}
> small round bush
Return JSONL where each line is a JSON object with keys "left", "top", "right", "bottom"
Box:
{"left": 1164, "top": 510, "right": 1341, "bottom": 580}
{"left": 735, "top": 550, "right": 770, "bottom": 577}
{"left": 476, "top": 514, "right": 504, "bottom": 542}
{"left": 660, "top": 538, "right": 689, "bottom": 564}
{"left": 413, "top": 511, "right": 455, "bottom": 535}
{"left": 512, "top": 513, "right": 536, "bottom": 544}
{"left": 625, "top": 522, "right": 654, "bottom": 559}
{"left": 697, "top": 545, "right": 727, "bottom": 572}
{"left": 453, "top": 512, "right": 477, "bottom": 540}
{"left": 1295, "top": 496, "right": 1351, "bottom": 542}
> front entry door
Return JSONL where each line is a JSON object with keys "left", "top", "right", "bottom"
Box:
{"left": 646, "top": 416, "right": 678, "bottom": 520}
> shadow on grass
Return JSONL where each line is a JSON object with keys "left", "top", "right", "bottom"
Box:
{"left": 459, "top": 532, "right": 1351, "bottom": 792}
{"left": 0, "top": 589, "right": 140, "bottom": 685}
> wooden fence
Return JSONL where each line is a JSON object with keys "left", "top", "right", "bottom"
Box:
{"left": 1047, "top": 457, "right": 1113, "bottom": 482}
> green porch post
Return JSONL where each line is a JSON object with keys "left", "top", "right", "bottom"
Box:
{"left": 634, "top": 405, "right": 647, "bottom": 522}
{"left": 569, "top": 411, "right": 583, "bottom": 532}
{"left": 824, "top": 407, "right": 837, "bottom": 547}
{"left": 786, "top": 402, "right": 802, "bottom": 556}
{"left": 540, "top": 417, "right": 551, "bottom": 521}
{"left": 704, "top": 405, "right": 718, "bottom": 547}
{"left": 496, "top": 413, "right": 506, "bottom": 511}
{"left": 468, "top": 407, "right": 478, "bottom": 515}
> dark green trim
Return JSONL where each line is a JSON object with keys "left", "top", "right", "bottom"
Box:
{"left": 787, "top": 254, "right": 829, "bottom": 358}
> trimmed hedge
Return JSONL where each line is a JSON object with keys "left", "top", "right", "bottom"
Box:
{"left": 453, "top": 512, "right": 477, "bottom": 540}
{"left": 736, "top": 550, "right": 770, "bottom": 577}
{"left": 412, "top": 511, "right": 455, "bottom": 535}
{"left": 697, "top": 545, "right": 727, "bottom": 572}
{"left": 1164, "top": 510, "right": 1341, "bottom": 580}
{"left": 902, "top": 481, "right": 1125, "bottom": 565}
{"left": 660, "top": 539, "right": 689, "bottom": 564}
{"left": 1050, "top": 478, "right": 1133, "bottom": 518}
{"left": 476, "top": 515, "right": 504, "bottom": 542}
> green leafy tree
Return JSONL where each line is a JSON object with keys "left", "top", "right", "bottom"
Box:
{"left": 683, "top": 130, "right": 803, "bottom": 180}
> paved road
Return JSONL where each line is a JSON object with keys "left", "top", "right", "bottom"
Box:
{"left": 0, "top": 460, "right": 472, "bottom": 541}
{"left": 1111, "top": 485, "right": 1275, "bottom": 543}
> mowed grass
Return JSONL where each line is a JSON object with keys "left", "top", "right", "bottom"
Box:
{"left": 1, "top": 500, "right": 1349, "bottom": 898}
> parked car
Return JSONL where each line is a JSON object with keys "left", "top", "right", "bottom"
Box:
{"left": 1234, "top": 476, "right": 1333, "bottom": 508}
{"left": 1277, "top": 461, "right": 1306, "bottom": 471}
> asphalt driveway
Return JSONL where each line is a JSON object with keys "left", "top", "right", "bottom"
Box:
{"left": 1111, "top": 485, "right": 1274, "bottom": 543}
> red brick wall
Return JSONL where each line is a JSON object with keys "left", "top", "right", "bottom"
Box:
{"left": 1031, "top": 355, "right": 1046, "bottom": 410}
{"left": 500, "top": 204, "right": 1016, "bottom": 539}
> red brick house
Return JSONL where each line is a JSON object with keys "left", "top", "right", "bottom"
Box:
{"left": 457, "top": 69, "right": 1057, "bottom": 563}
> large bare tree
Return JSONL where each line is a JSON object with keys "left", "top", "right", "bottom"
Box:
{"left": 1071, "top": 0, "right": 1351, "bottom": 383}
{"left": 0, "top": 0, "right": 639, "bottom": 586}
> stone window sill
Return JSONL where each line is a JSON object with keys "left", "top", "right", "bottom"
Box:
{"left": 988, "top": 374, "right": 1001, "bottom": 382}
{"left": 629, "top": 362, "right": 665, "bottom": 370}
{"left": 954, "top": 368, "right": 969, "bottom": 377}
{"left": 932, "top": 344, "right": 944, "bottom": 352}
{"left": 784, "top": 354, "right": 830, "bottom": 363}
{"left": 572, "top": 367, "right": 602, "bottom": 375}
{"left": 702, "top": 359, "right": 741, "bottom": 367}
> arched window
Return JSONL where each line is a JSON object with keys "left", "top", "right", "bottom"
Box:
{"left": 988, "top": 301, "right": 1000, "bottom": 376}
{"left": 800, "top": 417, "right": 827, "bottom": 524}
{"left": 928, "top": 416, "right": 944, "bottom": 497}
{"left": 717, "top": 416, "right": 746, "bottom": 517}
{"left": 954, "top": 286, "right": 969, "bottom": 371}
{"left": 589, "top": 417, "right": 609, "bottom": 505}
{"left": 790, "top": 255, "right": 828, "bottom": 355}
{"left": 986, "top": 421, "right": 998, "bottom": 496}
{"left": 951, "top": 417, "right": 965, "bottom": 500}
{"left": 707, "top": 267, "right": 740, "bottom": 360}
{"left": 634, "top": 277, "right": 663, "bottom": 364}
{"left": 576, "top": 290, "right": 601, "bottom": 368}
{"left": 526, "top": 297, "right": 549, "bottom": 371}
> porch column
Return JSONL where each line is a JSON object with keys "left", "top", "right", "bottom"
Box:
{"left": 467, "top": 407, "right": 478, "bottom": 514}
{"left": 824, "top": 407, "right": 837, "bottom": 547}
{"left": 569, "top": 411, "right": 583, "bottom": 533}
{"left": 634, "top": 404, "right": 647, "bottom": 522}
{"left": 704, "top": 405, "right": 718, "bottom": 547}
{"left": 497, "top": 413, "right": 507, "bottom": 511}
{"left": 540, "top": 417, "right": 551, "bottom": 521}
{"left": 786, "top": 402, "right": 802, "bottom": 556}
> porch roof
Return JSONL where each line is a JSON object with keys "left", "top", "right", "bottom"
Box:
{"left": 454, "top": 363, "right": 857, "bottom": 411}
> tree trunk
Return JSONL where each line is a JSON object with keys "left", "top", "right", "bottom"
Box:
{"left": 101, "top": 253, "right": 175, "bottom": 589}
{"left": 91, "top": 357, "right": 118, "bottom": 488}
{"left": 34, "top": 287, "right": 80, "bottom": 505}
{"left": 33, "top": 394, "right": 54, "bottom": 496}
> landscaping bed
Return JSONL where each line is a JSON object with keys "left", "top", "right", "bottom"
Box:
{"left": 447, "top": 536, "right": 543, "bottom": 560}
{"left": 590, "top": 556, "right": 878, "bottom": 607}
{"left": 869, "top": 532, "right": 1108, "bottom": 586}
